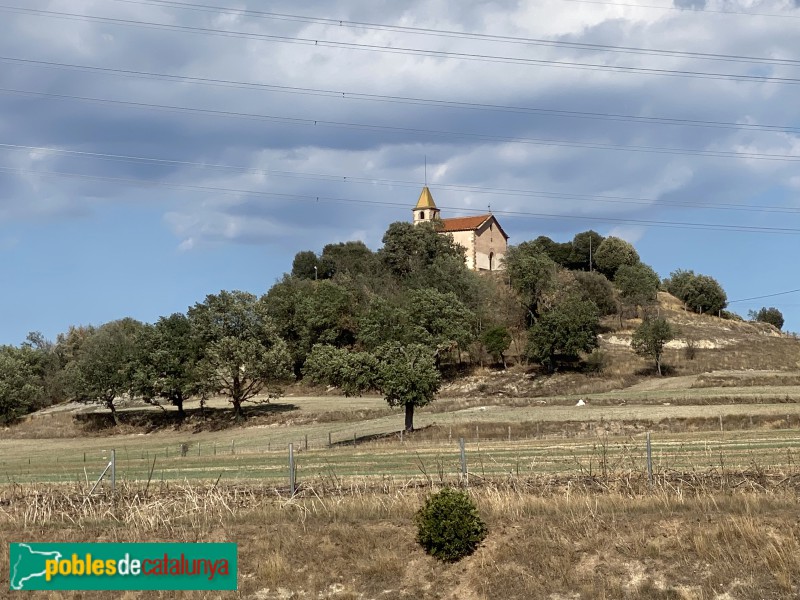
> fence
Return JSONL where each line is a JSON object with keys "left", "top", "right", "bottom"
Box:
{"left": 4, "top": 428, "right": 800, "bottom": 493}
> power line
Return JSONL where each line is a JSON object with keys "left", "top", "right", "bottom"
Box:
{"left": 3, "top": 5, "right": 800, "bottom": 84}
{"left": 728, "top": 288, "right": 800, "bottom": 303}
{"left": 560, "top": 0, "right": 800, "bottom": 20}
{"left": 4, "top": 83, "right": 798, "bottom": 135}
{"left": 2, "top": 141, "right": 800, "bottom": 216}
{"left": 100, "top": 0, "right": 800, "bottom": 66}
{"left": 3, "top": 68, "right": 800, "bottom": 163}
{"left": 3, "top": 164, "right": 800, "bottom": 235}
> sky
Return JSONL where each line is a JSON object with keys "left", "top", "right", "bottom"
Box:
{"left": 1, "top": 0, "right": 800, "bottom": 345}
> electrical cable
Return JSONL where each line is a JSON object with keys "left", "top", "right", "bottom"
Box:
{"left": 2, "top": 164, "right": 799, "bottom": 235}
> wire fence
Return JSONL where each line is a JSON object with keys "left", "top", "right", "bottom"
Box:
{"left": 4, "top": 428, "right": 800, "bottom": 493}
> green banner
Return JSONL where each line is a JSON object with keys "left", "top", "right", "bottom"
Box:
{"left": 9, "top": 543, "right": 237, "bottom": 591}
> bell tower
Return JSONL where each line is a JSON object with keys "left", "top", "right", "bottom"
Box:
{"left": 412, "top": 186, "right": 440, "bottom": 225}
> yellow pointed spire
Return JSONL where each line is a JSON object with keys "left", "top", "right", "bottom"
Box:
{"left": 414, "top": 186, "right": 437, "bottom": 210}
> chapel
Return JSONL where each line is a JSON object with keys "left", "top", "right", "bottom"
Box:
{"left": 412, "top": 186, "right": 508, "bottom": 272}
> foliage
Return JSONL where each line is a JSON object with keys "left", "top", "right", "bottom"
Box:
{"left": 0, "top": 345, "right": 45, "bottom": 424}
{"left": 526, "top": 298, "right": 600, "bottom": 372}
{"left": 131, "top": 313, "right": 202, "bottom": 417}
{"left": 318, "top": 241, "right": 377, "bottom": 280}
{"left": 593, "top": 237, "right": 640, "bottom": 279}
{"left": 302, "top": 344, "right": 378, "bottom": 397}
{"left": 414, "top": 488, "right": 487, "bottom": 562}
{"left": 631, "top": 317, "right": 675, "bottom": 376}
{"left": 21, "top": 331, "right": 65, "bottom": 406}
{"left": 405, "top": 288, "right": 476, "bottom": 359}
{"left": 750, "top": 307, "right": 784, "bottom": 330}
{"left": 583, "top": 349, "right": 609, "bottom": 374}
{"left": 481, "top": 326, "right": 512, "bottom": 367}
{"left": 305, "top": 341, "right": 440, "bottom": 431}
{"left": 64, "top": 318, "right": 146, "bottom": 424}
{"left": 378, "top": 221, "right": 477, "bottom": 301}
{"left": 379, "top": 221, "right": 464, "bottom": 280}
{"left": 570, "top": 230, "right": 605, "bottom": 271}
{"left": 291, "top": 250, "right": 319, "bottom": 280}
{"left": 189, "top": 291, "right": 293, "bottom": 419}
{"left": 529, "top": 236, "right": 573, "bottom": 268}
{"left": 265, "top": 278, "right": 362, "bottom": 375}
{"left": 573, "top": 271, "right": 617, "bottom": 316}
{"left": 664, "top": 270, "right": 727, "bottom": 315}
{"left": 615, "top": 263, "right": 660, "bottom": 310}
{"left": 504, "top": 242, "right": 558, "bottom": 324}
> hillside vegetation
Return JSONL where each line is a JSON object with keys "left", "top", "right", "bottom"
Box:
{"left": 1, "top": 223, "right": 797, "bottom": 432}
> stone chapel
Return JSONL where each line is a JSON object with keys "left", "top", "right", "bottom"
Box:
{"left": 412, "top": 186, "right": 508, "bottom": 272}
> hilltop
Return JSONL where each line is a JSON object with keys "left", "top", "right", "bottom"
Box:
{"left": 440, "top": 291, "right": 800, "bottom": 399}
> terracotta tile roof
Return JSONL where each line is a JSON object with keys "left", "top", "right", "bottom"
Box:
{"left": 439, "top": 215, "right": 491, "bottom": 232}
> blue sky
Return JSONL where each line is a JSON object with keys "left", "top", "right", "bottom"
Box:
{"left": 2, "top": 0, "right": 800, "bottom": 345}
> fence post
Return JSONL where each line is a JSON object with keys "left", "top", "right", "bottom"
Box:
{"left": 646, "top": 432, "right": 653, "bottom": 489}
{"left": 231, "top": 440, "right": 235, "bottom": 455}
{"left": 111, "top": 449, "right": 116, "bottom": 495}
{"left": 328, "top": 432, "right": 332, "bottom": 447}
{"left": 459, "top": 437, "right": 467, "bottom": 485}
{"left": 304, "top": 434, "right": 308, "bottom": 451}
{"left": 288, "top": 443, "right": 296, "bottom": 497}
{"left": 353, "top": 432, "right": 357, "bottom": 446}
{"left": 508, "top": 426, "right": 511, "bottom": 442}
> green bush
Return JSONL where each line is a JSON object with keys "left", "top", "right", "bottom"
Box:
{"left": 414, "top": 488, "right": 487, "bottom": 562}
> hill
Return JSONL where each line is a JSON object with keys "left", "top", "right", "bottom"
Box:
{"left": 440, "top": 291, "right": 800, "bottom": 399}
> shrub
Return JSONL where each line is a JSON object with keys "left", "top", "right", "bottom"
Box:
{"left": 751, "top": 307, "right": 784, "bottom": 330}
{"left": 593, "top": 237, "right": 639, "bottom": 279}
{"left": 664, "top": 269, "right": 727, "bottom": 315}
{"left": 584, "top": 349, "right": 609, "bottom": 374}
{"left": 415, "top": 488, "right": 487, "bottom": 562}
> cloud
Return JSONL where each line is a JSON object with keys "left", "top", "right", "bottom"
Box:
{"left": 0, "top": 0, "right": 798, "bottom": 252}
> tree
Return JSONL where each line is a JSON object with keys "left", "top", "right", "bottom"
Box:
{"left": 631, "top": 317, "right": 675, "bottom": 376}
{"left": 481, "top": 326, "right": 512, "bottom": 368}
{"left": 593, "top": 237, "right": 640, "bottom": 279}
{"left": 751, "top": 307, "right": 784, "bottom": 330}
{"left": 615, "top": 263, "right": 660, "bottom": 313}
{"left": 64, "top": 318, "right": 145, "bottom": 425}
{"left": 379, "top": 221, "right": 465, "bottom": 280}
{"left": 265, "top": 277, "right": 362, "bottom": 374}
{"left": 305, "top": 342, "right": 440, "bottom": 432}
{"left": 319, "top": 241, "right": 377, "bottom": 279}
{"left": 529, "top": 236, "right": 572, "bottom": 268}
{"left": 189, "top": 291, "right": 293, "bottom": 420}
{"left": 291, "top": 250, "right": 319, "bottom": 280}
{"left": 132, "top": 313, "right": 202, "bottom": 418}
{"left": 504, "top": 242, "right": 558, "bottom": 324}
{"left": 405, "top": 288, "right": 475, "bottom": 363}
{"left": 569, "top": 230, "right": 605, "bottom": 271}
{"left": 0, "top": 345, "right": 44, "bottom": 424}
{"left": 21, "top": 331, "right": 64, "bottom": 406}
{"left": 573, "top": 271, "right": 617, "bottom": 316}
{"left": 664, "top": 270, "right": 727, "bottom": 315}
{"left": 526, "top": 298, "right": 600, "bottom": 372}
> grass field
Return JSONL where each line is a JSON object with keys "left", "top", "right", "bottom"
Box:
{"left": 2, "top": 382, "right": 800, "bottom": 598}
{"left": 3, "top": 397, "right": 800, "bottom": 485}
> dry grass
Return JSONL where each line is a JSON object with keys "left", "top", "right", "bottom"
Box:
{"left": 1, "top": 476, "right": 799, "bottom": 599}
